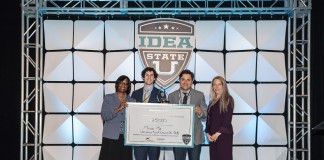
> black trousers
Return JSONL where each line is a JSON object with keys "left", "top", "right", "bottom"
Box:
{"left": 99, "top": 135, "right": 132, "bottom": 160}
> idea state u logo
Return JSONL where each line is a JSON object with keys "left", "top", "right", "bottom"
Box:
{"left": 137, "top": 18, "right": 195, "bottom": 89}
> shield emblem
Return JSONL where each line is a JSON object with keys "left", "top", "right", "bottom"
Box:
{"left": 137, "top": 18, "right": 195, "bottom": 89}
{"left": 182, "top": 134, "right": 192, "bottom": 145}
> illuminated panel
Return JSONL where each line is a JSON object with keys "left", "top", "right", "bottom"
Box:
{"left": 43, "top": 51, "right": 73, "bottom": 81}
{"left": 74, "top": 51, "right": 104, "bottom": 81}
{"left": 105, "top": 20, "right": 134, "bottom": 50}
{"left": 44, "top": 83, "right": 73, "bottom": 112}
{"left": 257, "top": 52, "right": 286, "bottom": 82}
{"left": 228, "top": 84, "right": 256, "bottom": 113}
{"left": 44, "top": 20, "right": 73, "bottom": 50}
{"left": 43, "top": 115, "right": 73, "bottom": 144}
{"left": 73, "top": 83, "right": 104, "bottom": 113}
{"left": 258, "top": 147, "right": 287, "bottom": 160}
{"left": 233, "top": 115, "right": 257, "bottom": 145}
{"left": 73, "top": 115, "right": 103, "bottom": 144}
{"left": 257, "top": 115, "right": 287, "bottom": 145}
{"left": 226, "top": 52, "right": 256, "bottom": 82}
{"left": 233, "top": 147, "right": 256, "bottom": 160}
{"left": 195, "top": 20, "right": 225, "bottom": 50}
{"left": 226, "top": 20, "right": 256, "bottom": 51}
{"left": 257, "top": 20, "right": 287, "bottom": 51}
{"left": 43, "top": 146, "right": 72, "bottom": 160}
{"left": 257, "top": 84, "right": 286, "bottom": 113}
{"left": 105, "top": 51, "right": 134, "bottom": 81}
{"left": 73, "top": 146, "right": 101, "bottom": 160}
{"left": 74, "top": 20, "right": 104, "bottom": 50}
{"left": 195, "top": 51, "right": 224, "bottom": 81}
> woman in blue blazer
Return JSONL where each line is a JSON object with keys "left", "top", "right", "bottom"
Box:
{"left": 99, "top": 75, "right": 135, "bottom": 160}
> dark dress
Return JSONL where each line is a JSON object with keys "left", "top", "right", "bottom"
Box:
{"left": 205, "top": 98, "right": 234, "bottom": 160}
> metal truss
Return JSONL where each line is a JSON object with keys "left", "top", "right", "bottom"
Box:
{"left": 21, "top": 0, "right": 44, "bottom": 159}
{"left": 287, "top": 1, "right": 311, "bottom": 160}
{"left": 39, "top": 0, "right": 293, "bottom": 15}
{"left": 20, "top": 0, "right": 311, "bottom": 160}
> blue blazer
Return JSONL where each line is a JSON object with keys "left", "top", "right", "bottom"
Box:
{"left": 101, "top": 93, "right": 135, "bottom": 140}
{"left": 131, "top": 87, "right": 165, "bottom": 103}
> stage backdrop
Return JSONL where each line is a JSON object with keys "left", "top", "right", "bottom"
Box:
{"left": 42, "top": 18, "right": 287, "bottom": 160}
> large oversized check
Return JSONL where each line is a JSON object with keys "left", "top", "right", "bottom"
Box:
{"left": 125, "top": 102, "right": 195, "bottom": 148}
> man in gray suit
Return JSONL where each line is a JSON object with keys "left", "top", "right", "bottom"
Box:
{"left": 168, "top": 69, "right": 207, "bottom": 160}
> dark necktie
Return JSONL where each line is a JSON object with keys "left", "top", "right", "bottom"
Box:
{"left": 182, "top": 93, "right": 188, "bottom": 104}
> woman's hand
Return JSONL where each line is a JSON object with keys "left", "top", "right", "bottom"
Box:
{"left": 207, "top": 132, "right": 222, "bottom": 142}
{"left": 207, "top": 133, "right": 216, "bottom": 142}
{"left": 207, "top": 133, "right": 214, "bottom": 142}
{"left": 211, "top": 132, "right": 221, "bottom": 142}
{"left": 114, "top": 101, "right": 128, "bottom": 113}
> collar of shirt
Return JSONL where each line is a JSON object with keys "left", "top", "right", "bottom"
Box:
{"left": 179, "top": 89, "right": 191, "bottom": 103}
{"left": 143, "top": 85, "right": 153, "bottom": 95}
{"left": 180, "top": 89, "right": 191, "bottom": 96}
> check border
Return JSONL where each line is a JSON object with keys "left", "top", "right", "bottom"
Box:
{"left": 124, "top": 102, "right": 195, "bottom": 148}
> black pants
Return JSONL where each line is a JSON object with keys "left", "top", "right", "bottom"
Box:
{"left": 99, "top": 135, "right": 132, "bottom": 160}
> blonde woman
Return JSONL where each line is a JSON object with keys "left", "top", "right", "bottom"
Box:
{"left": 205, "top": 76, "right": 234, "bottom": 160}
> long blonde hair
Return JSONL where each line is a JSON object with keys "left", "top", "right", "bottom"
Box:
{"left": 208, "top": 76, "right": 234, "bottom": 113}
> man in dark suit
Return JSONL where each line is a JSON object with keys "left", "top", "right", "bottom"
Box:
{"left": 131, "top": 67, "right": 166, "bottom": 160}
{"left": 168, "top": 69, "right": 208, "bottom": 160}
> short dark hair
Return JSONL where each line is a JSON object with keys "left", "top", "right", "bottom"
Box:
{"left": 141, "top": 67, "right": 158, "bottom": 79}
{"left": 179, "top": 69, "right": 194, "bottom": 80}
{"left": 115, "top": 75, "right": 131, "bottom": 95}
